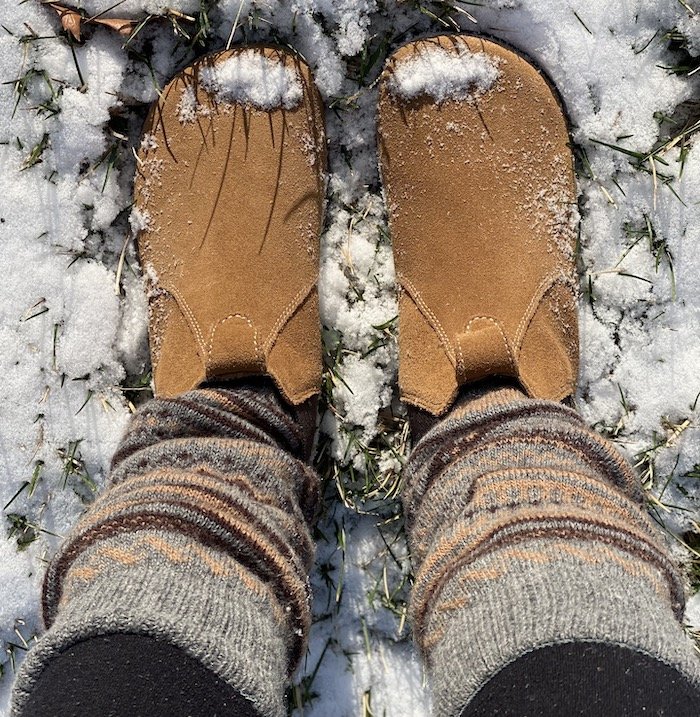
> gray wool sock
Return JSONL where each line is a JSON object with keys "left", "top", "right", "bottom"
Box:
{"left": 12, "top": 385, "right": 319, "bottom": 717}
{"left": 403, "top": 385, "right": 700, "bottom": 717}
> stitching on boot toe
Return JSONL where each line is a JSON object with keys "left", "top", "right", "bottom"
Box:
{"left": 513, "top": 271, "right": 572, "bottom": 353}
{"left": 160, "top": 283, "right": 208, "bottom": 358}
{"left": 207, "top": 313, "right": 262, "bottom": 368}
{"left": 264, "top": 280, "right": 317, "bottom": 354}
{"left": 399, "top": 274, "right": 456, "bottom": 367}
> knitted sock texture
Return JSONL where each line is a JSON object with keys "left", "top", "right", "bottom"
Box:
{"left": 12, "top": 384, "right": 319, "bottom": 717}
{"left": 404, "top": 385, "right": 700, "bottom": 717}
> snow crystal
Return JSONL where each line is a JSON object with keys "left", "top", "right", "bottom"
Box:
{"left": 198, "top": 51, "right": 303, "bottom": 111}
{"left": 176, "top": 84, "right": 199, "bottom": 123}
{"left": 129, "top": 206, "right": 152, "bottom": 234}
{"left": 54, "top": 262, "right": 122, "bottom": 379}
{"left": 140, "top": 133, "right": 158, "bottom": 152}
{"left": 387, "top": 41, "right": 501, "bottom": 103}
{"left": 51, "top": 88, "right": 109, "bottom": 171}
{"left": 686, "top": 593, "right": 700, "bottom": 630}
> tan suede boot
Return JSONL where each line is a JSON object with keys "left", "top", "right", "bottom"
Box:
{"left": 134, "top": 46, "right": 326, "bottom": 403}
{"left": 377, "top": 35, "right": 578, "bottom": 415}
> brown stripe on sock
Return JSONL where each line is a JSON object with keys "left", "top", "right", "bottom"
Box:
{"left": 110, "top": 398, "right": 278, "bottom": 467}
{"left": 43, "top": 509, "right": 311, "bottom": 668}
{"left": 408, "top": 466, "right": 659, "bottom": 556}
{"left": 46, "top": 490, "right": 312, "bottom": 618}
{"left": 408, "top": 399, "right": 577, "bottom": 466}
{"left": 110, "top": 438, "right": 320, "bottom": 519}
{"left": 405, "top": 424, "right": 642, "bottom": 525}
{"left": 110, "top": 464, "right": 306, "bottom": 518}
{"left": 201, "top": 387, "right": 310, "bottom": 453}
{"left": 410, "top": 514, "right": 685, "bottom": 633}
{"left": 87, "top": 480, "right": 314, "bottom": 570}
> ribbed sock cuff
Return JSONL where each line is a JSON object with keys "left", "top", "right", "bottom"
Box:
{"left": 404, "top": 385, "right": 700, "bottom": 716}
{"left": 12, "top": 531, "right": 288, "bottom": 717}
{"left": 13, "top": 386, "right": 320, "bottom": 716}
{"left": 425, "top": 538, "right": 700, "bottom": 716}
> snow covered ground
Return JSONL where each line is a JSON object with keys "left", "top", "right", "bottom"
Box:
{"left": 1, "top": 1, "right": 699, "bottom": 715}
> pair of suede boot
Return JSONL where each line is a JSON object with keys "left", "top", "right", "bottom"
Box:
{"left": 135, "top": 35, "right": 578, "bottom": 413}
{"left": 13, "top": 29, "right": 700, "bottom": 717}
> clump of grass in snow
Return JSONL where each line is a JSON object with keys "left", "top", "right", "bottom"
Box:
{"left": 318, "top": 317, "right": 406, "bottom": 513}
{"left": 362, "top": 688, "right": 376, "bottom": 717}
{"left": 410, "top": 0, "right": 478, "bottom": 31}
{"left": 595, "top": 215, "right": 678, "bottom": 301}
{"left": 588, "top": 385, "right": 632, "bottom": 439}
{"left": 629, "top": 415, "right": 700, "bottom": 646}
{"left": 684, "top": 528, "right": 700, "bottom": 593}
{"left": 287, "top": 635, "right": 337, "bottom": 711}
{"left": 1, "top": 620, "right": 37, "bottom": 682}
{"left": 120, "top": 370, "right": 153, "bottom": 412}
{"left": 57, "top": 439, "right": 96, "bottom": 499}
{"left": 588, "top": 27, "right": 700, "bottom": 209}
{"left": 366, "top": 518, "right": 411, "bottom": 631}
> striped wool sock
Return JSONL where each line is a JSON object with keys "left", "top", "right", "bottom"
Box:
{"left": 12, "top": 383, "right": 319, "bottom": 717}
{"left": 403, "top": 384, "right": 700, "bottom": 717}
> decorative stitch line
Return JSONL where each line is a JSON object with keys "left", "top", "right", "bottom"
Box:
{"left": 206, "top": 313, "right": 262, "bottom": 368}
{"left": 463, "top": 315, "right": 516, "bottom": 372}
{"left": 399, "top": 274, "right": 456, "bottom": 366}
{"left": 264, "top": 279, "right": 317, "bottom": 353}
{"left": 160, "top": 283, "right": 208, "bottom": 358}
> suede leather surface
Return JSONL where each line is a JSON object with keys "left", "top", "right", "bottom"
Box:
{"left": 135, "top": 47, "right": 326, "bottom": 404}
{"left": 378, "top": 35, "right": 579, "bottom": 415}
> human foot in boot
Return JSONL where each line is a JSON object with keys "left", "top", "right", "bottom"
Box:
{"left": 135, "top": 46, "right": 326, "bottom": 403}
{"left": 378, "top": 35, "right": 578, "bottom": 416}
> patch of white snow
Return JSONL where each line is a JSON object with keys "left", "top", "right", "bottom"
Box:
{"left": 199, "top": 50, "right": 303, "bottom": 110}
{"left": 387, "top": 41, "right": 501, "bottom": 103}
